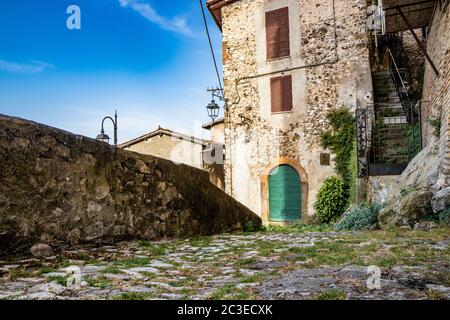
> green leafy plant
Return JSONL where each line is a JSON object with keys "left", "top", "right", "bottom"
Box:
{"left": 348, "top": 140, "right": 358, "bottom": 204}
{"left": 334, "top": 203, "right": 382, "bottom": 231}
{"left": 428, "top": 116, "right": 441, "bottom": 138}
{"left": 439, "top": 207, "right": 450, "bottom": 225}
{"left": 320, "top": 107, "right": 356, "bottom": 195}
{"left": 404, "top": 123, "right": 421, "bottom": 161}
{"left": 314, "top": 177, "right": 348, "bottom": 224}
{"left": 315, "top": 289, "right": 347, "bottom": 300}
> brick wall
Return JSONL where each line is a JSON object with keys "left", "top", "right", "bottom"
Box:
{"left": 421, "top": 5, "right": 450, "bottom": 185}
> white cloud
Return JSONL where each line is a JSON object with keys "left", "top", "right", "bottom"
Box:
{"left": 118, "top": 0, "right": 192, "bottom": 36}
{"left": 0, "top": 59, "right": 54, "bottom": 74}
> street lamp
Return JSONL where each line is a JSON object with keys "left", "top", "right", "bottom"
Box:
{"left": 206, "top": 87, "right": 223, "bottom": 122}
{"left": 96, "top": 110, "right": 118, "bottom": 146}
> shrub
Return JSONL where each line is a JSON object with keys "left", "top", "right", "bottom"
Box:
{"left": 314, "top": 177, "right": 348, "bottom": 224}
{"left": 439, "top": 208, "right": 450, "bottom": 225}
{"left": 334, "top": 203, "right": 382, "bottom": 231}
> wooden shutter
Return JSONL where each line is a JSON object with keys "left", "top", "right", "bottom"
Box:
{"left": 266, "top": 7, "right": 290, "bottom": 60}
{"left": 266, "top": 11, "right": 279, "bottom": 60}
{"left": 271, "top": 75, "right": 292, "bottom": 113}
{"left": 278, "top": 8, "right": 290, "bottom": 58}
{"left": 282, "top": 75, "right": 292, "bottom": 111}
{"left": 271, "top": 77, "right": 283, "bottom": 112}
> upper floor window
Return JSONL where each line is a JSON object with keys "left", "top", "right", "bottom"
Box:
{"left": 271, "top": 75, "right": 292, "bottom": 113}
{"left": 266, "top": 7, "right": 290, "bottom": 60}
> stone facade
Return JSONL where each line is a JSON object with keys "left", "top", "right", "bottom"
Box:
{"left": 210, "top": 0, "right": 372, "bottom": 222}
{"left": 0, "top": 114, "right": 260, "bottom": 256}
{"left": 120, "top": 128, "right": 225, "bottom": 190}
{"left": 421, "top": 4, "right": 450, "bottom": 187}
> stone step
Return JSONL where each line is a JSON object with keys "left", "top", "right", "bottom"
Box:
{"left": 375, "top": 103, "right": 404, "bottom": 109}
{"left": 375, "top": 97, "right": 401, "bottom": 103}
{"left": 382, "top": 116, "right": 407, "bottom": 125}
{"left": 373, "top": 84, "right": 397, "bottom": 93}
{"left": 375, "top": 111, "right": 405, "bottom": 117}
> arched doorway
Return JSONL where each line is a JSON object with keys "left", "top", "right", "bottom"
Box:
{"left": 268, "top": 165, "right": 302, "bottom": 222}
{"left": 260, "top": 158, "right": 308, "bottom": 224}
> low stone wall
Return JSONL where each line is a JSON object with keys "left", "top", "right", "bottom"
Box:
{"left": 0, "top": 114, "right": 261, "bottom": 256}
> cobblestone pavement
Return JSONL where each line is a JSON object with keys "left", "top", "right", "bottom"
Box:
{"left": 0, "top": 228, "right": 449, "bottom": 300}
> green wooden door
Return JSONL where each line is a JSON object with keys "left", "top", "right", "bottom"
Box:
{"left": 268, "top": 165, "right": 301, "bottom": 222}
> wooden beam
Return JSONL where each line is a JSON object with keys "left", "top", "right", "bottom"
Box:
{"left": 397, "top": 7, "right": 440, "bottom": 76}
{"left": 384, "top": 0, "right": 437, "bottom": 11}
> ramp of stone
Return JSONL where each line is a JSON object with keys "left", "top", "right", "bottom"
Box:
{"left": 0, "top": 114, "right": 261, "bottom": 255}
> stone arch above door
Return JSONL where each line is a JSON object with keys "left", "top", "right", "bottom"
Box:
{"left": 260, "top": 158, "right": 308, "bottom": 224}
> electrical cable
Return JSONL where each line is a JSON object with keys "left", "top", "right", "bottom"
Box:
{"left": 200, "top": 0, "right": 224, "bottom": 96}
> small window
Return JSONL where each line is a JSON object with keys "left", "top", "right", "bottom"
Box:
{"left": 320, "top": 153, "right": 331, "bottom": 166}
{"left": 266, "top": 7, "right": 290, "bottom": 60}
{"left": 271, "top": 75, "right": 293, "bottom": 113}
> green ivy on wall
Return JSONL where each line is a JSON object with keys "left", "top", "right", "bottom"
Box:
{"left": 320, "top": 107, "right": 357, "bottom": 198}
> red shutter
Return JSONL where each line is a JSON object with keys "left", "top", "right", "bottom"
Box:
{"left": 271, "top": 75, "right": 293, "bottom": 113}
{"left": 271, "top": 77, "right": 283, "bottom": 112}
{"left": 266, "top": 7, "right": 290, "bottom": 60}
{"left": 266, "top": 11, "right": 279, "bottom": 60}
{"left": 282, "top": 75, "right": 292, "bottom": 111}
{"left": 278, "top": 8, "right": 290, "bottom": 58}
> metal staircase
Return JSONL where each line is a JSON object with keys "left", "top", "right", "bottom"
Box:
{"left": 370, "top": 70, "right": 409, "bottom": 174}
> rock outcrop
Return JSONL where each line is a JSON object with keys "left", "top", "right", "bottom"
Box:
{"left": 378, "top": 190, "right": 433, "bottom": 227}
{"left": 0, "top": 114, "right": 261, "bottom": 256}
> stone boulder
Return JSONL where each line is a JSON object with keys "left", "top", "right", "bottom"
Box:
{"left": 431, "top": 187, "right": 450, "bottom": 213}
{"left": 30, "top": 243, "right": 54, "bottom": 258}
{"left": 378, "top": 190, "right": 433, "bottom": 227}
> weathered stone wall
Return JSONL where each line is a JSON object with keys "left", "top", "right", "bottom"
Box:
{"left": 402, "top": 29, "right": 426, "bottom": 103}
{"left": 421, "top": 5, "right": 450, "bottom": 187}
{"left": 0, "top": 115, "right": 260, "bottom": 256}
{"left": 220, "top": 0, "right": 372, "bottom": 220}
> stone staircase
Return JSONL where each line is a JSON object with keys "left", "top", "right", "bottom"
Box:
{"left": 371, "top": 71, "right": 409, "bottom": 167}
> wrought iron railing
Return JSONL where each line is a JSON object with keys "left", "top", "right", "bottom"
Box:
{"left": 387, "top": 48, "right": 415, "bottom": 125}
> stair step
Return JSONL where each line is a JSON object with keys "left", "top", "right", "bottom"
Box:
{"left": 375, "top": 98, "right": 401, "bottom": 103}
{"left": 375, "top": 103, "right": 404, "bottom": 108}
{"left": 382, "top": 116, "right": 407, "bottom": 125}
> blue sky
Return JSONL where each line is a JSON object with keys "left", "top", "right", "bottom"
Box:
{"left": 0, "top": 0, "right": 223, "bottom": 143}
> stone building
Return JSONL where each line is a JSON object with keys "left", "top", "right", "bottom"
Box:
{"left": 207, "top": 0, "right": 450, "bottom": 224}
{"left": 120, "top": 127, "right": 225, "bottom": 189}
{"left": 207, "top": 0, "right": 372, "bottom": 223}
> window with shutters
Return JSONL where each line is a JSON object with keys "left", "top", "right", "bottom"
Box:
{"left": 266, "top": 7, "right": 290, "bottom": 60}
{"left": 271, "top": 75, "right": 293, "bottom": 113}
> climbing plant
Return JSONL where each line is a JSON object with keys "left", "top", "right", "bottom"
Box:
{"left": 429, "top": 116, "right": 441, "bottom": 138}
{"left": 320, "top": 107, "right": 356, "bottom": 197}
{"left": 404, "top": 123, "right": 421, "bottom": 162}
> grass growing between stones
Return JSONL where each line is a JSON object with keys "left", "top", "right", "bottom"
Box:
{"left": 101, "top": 266, "right": 125, "bottom": 275}
{"left": 112, "top": 292, "right": 155, "bottom": 300}
{"left": 47, "top": 275, "right": 67, "bottom": 286}
{"left": 138, "top": 241, "right": 167, "bottom": 256}
{"left": 315, "top": 289, "right": 347, "bottom": 300}
{"left": 8, "top": 269, "right": 34, "bottom": 280}
{"left": 84, "top": 275, "right": 112, "bottom": 289}
{"left": 263, "top": 223, "right": 334, "bottom": 234}
{"left": 114, "top": 257, "right": 151, "bottom": 268}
